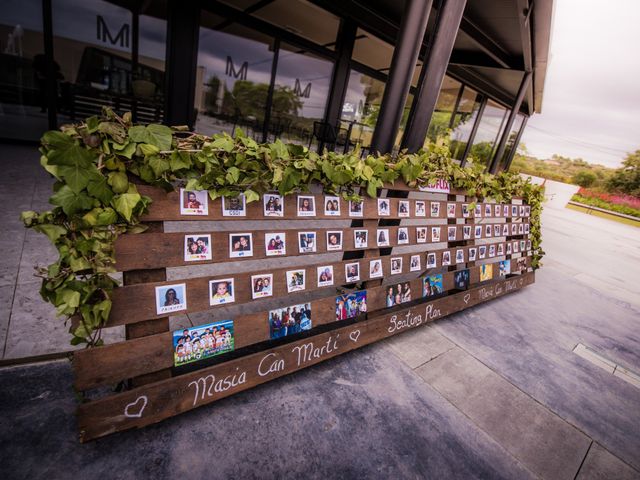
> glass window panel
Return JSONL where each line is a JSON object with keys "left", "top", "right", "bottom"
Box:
{"left": 449, "top": 87, "right": 482, "bottom": 161}
{"left": 0, "top": 0, "right": 46, "bottom": 140}
{"left": 195, "top": 16, "right": 274, "bottom": 138}
{"left": 269, "top": 42, "right": 333, "bottom": 147}
{"left": 352, "top": 28, "right": 393, "bottom": 71}
{"left": 467, "top": 99, "right": 508, "bottom": 168}
{"left": 497, "top": 113, "right": 525, "bottom": 171}
{"left": 424, "top": 76, "right": 462, "bottom": 143}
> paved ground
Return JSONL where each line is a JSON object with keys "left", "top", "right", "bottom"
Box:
{"left": 0, "top": 144, "right": 639, "bottom": 479}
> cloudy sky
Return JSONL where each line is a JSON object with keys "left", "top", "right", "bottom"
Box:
{"left": 520, "top": 0, "right": 640, "bottom": 167}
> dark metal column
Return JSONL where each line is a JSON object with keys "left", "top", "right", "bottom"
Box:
{"left": 369, "top": 0, "right": 432, "bottom": 155}
{"left": 323, "top": 19, "right": 357, "bottom": 129}
{"left": 460, "top": 95, "right": 486, "bottom": 167}
{"left": 488, "top": 71, "right": 531, "bottom": 174}
{"left": 42, "top": 0, "right": 56, "bottom": 129}
{"left": 262, "top": 38, "right": 280, "bottom": 143}
{"left": 503, "top": 115, "right": 529, "bottom": 172}
{"left": 402, "top": 0, "right": 467, "bottom": 152}
{"left": 448, "top": 84, "right": 464, "bottom": 129}
{"left": 165, "top": 0, "right": 201, "bottom": 127}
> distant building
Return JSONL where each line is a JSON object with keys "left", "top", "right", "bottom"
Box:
{"left": 0, "top": 0, "right": 553, "bottom": 173}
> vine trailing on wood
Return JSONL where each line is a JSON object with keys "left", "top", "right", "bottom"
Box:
{"left": 21, "top": 108, "right": 545, "bottom": 347}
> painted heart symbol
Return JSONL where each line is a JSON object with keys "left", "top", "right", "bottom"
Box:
{"left": 463, "top": 293, "right": 471, "bottom": 304}
{"left": 124, "top": 395, "right": 148, "bottom": 418}
{"left": 349, "top": 330, "right": 361, "bottom": 343}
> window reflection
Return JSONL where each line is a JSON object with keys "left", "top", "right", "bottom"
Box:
{"left": 467, "top": 99, "right": 507, "bottom": 168}
{"left": 496, "top": 113, "right": 524, "bottom": 171}
{"left": 340, "top": 70, "right": 385, "bottom": 153}
{"left": 449, "top": 87, "right": 482, "bottom": 161}
{"left": 425, "top": 76, "right": 462, "bottom": 143}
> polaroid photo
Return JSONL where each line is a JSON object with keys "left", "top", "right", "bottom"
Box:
{"left": 326, "top": 231, "right": 343, "bottom": 251}
{"left": 512, "top": 223, "right": 518, "bottom": 235}
{"left": 527, "top": 240, "right": 532, "bottom": 250}
{"left": 397, "top": 227, "right": 409, "bottom": 245}
{"left": 156, "top": 283, "right": 187, "bottom": 315}
{"left": 345, "top": 262, "right": 360, "bottom": 282}
{"left": 377, "top": 228, "right": 390, "bottom": 247}
{"left": 410, "top": 254, "right": 421, "bottom": 272}
{"left": 336, "top": 292, "right": 367, "bottom": 321}
{"left": 463, "top": 226, "right": 471, "bottom": 240}
{"left": 386, "top": 282, "right": 412, "bottom": 307}
{"left": 391, "top": 257, "right": 403, "bottom": 274}
{"left": 297, "top": 195, "right": 316, "bottom": 217}
{"left": 495, "top": 204, "right": 501, "bottom": 217}
{"left": 468, "top": 247, "right": 477, "bottom": 261}
{"left": 518, "top": 223, "right": 524, "bottom": 234}
{"left": 442, "top": 250, "right": 451, "bottom": 266}
{"left": 513, "top": 241, "right": 519, "bottom": 253}
{"left": 494, "top": 225, "right": 501, "bottom": 237}
{"left": 229, "top": 233, "right": 253, "bottom": 258}
{"left": 349, "top": 199, "right": 363, "bottom": 217}
{"left": 286, "top": 269, "right": 306, "bottom": 292}
{"left": 209, "top": 278, "right": 235, "bottom": 306}
{"left": 430, "top": 202, "right": 440, "bottom": 217}
{"left": 519, "top": 205, "right": 525, "bottom": 217}
{"left": 462, "top": 204, "right": 470, "bottom": 218}
{"left": 474, "top": 205, "right": 482, "bottom": 217}
{"left": 269, "top": 303, "right": 311, "bottom": 339}
{"left": 480, "top": 263, "right": 493, "bottom": 282}
{"left": 485, "top": 204, "right": 492, "bottom": 217}
{"left": 263, "top": 193, "right": 283, "bottom": 217}
{"left": 369, "top": 259, "right": 384, "bottom": 278}
{"left": 497, "top": 243, "right": 504, "bottom": 256}
{"left": 525, "top": 206, "right": 531, "bottom": 216}
{"left": 454, "top": 269, "right": 470, "bottom": 290}
{"left": 448, "top": 226, "right": 457, "bottom": 241}
{"left": 520, "top": 240, "right": 526, "bottom": 251}
{"left": 415, "top": 201, "right": 426, "bottom": 217}
{"left": 172, "top": 320, "right": 234, "bottom": 367}
{"left": 180, "top": 189, "right": 208, "bottom": 216}
{"left": 377, "top": 198, "right": 391, "bottom": 216}
{"left": 184, "top": 234, "right": 212, "bottom": 262}
{"left": 324, "top": 196, "right": 341, "bottom": 216}
{"left": 317, "top": 266, "right": 334, "bottom": 287}
{"left": 485, "top": 224, "right": 492, "bottom": 237}
{"left": 447, "top": 203, "right": 456, "bottom": 218}
{"left": 479, "top": 245, "right": 487, "bottom": 259}
{"left": 398, "top": 200, "right": 410, "bottom": 217}
{"left": 298, "top": 232, "right": 317, "bottom": 253}
{"left": 431, "top": 226, "right": 441, "bottom": 243}
{"left": 474, "top": 226, "right": 482, "bottom": 238}
{"left": 499, "top": 260, "right": 510, "bottom": 277}
{"left": 502, "top": 224, "right": 510, "bottom": 236}
{"left": 222, "top": 195, "right": 246, "bottom": 217}
{"left": 511, "top": 205, "right": 518, "bottom": 217}
{"left": 354, "top": 230, "right": 368, "bottom": 248}
{"left": 423, "top": 274, "right": 443, "bottom": 298}
{"left": 516, "top": 257, "right": 527, "bottom": 272}
{"left": 455, "top": 249, "right": 465, "bottom": 264}
{"left": 416, "top": 227, "right": 428, "bottom": 244}
{"left": 504, "top": 204, "right": 510, "bottom": 216}
{"left": 427, "top": 252, "right": 437, "bottom": 268}
{"left": 506, "top": 243, "right": 512, "bottom": 255}
{"left": 489, "top": 245, "right": 496, "bottom": 257}
{"left": 525, "top": 223, "right": 530, "bottom": 234}
{"left": 251, "top": 274, "right": 273, "bottom": 300}
{"left": 265, "top": 232, "right": 286, "bottom": 256}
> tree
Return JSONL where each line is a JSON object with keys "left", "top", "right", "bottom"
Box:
{"left": 606, "top": 150, "right": 640, "bottom": 196}
{"left": 572, "top": 170, "right": 597, "bottom": 188}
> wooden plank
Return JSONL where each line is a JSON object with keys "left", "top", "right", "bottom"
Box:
{"left": 77, "top": 272, "right": 535, "bottom": 442}
{"left": 107, "top": 242, "right": 521, "bottom": 326}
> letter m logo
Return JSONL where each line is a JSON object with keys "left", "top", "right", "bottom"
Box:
{"left": 96, "top": 15, "right": 130, "bottom": 48}
{"left": 225, "top": 56, "right": 248, "bottom": 80}
{"left": 294, "top": 79, "right": 311, "bottom": 98}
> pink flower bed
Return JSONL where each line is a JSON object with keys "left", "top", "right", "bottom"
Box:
{"left": 577, "top": 188, "right": 640, "bottom": 210}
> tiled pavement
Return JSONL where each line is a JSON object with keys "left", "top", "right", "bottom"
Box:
{"left": 0, "top": 144, "right": 639, "bottom": 479}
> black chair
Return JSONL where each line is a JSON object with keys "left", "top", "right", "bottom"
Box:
{"left": 310, "top": 121, "right": 338, "bottom": 152}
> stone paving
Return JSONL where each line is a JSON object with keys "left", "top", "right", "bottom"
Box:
{"left": 0, "top": 144, "right": 639, "bottom": 479}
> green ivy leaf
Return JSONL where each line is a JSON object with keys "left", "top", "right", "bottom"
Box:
{"left": 112, "top": 192, "right": 141, "bottom": 221}
{"left": 146, "top": 124, "right": 172, "bottom": 151}
{"left": 211, "top": 136, "right": 234, "bottom": 152}
{"left": 87, "top": 175, "right": 114, "bottom": 204}
{"left": 50, "top": 185, "right": 94, "bottom": 215}
{"left": 69, "top": 256, "right": 91, "bottom": 272}
{"left": 34, "top": 224, "right": 67, "bottom": 242}
{"left": 169, "top": 151, "right": 192, "bottom": 171}
{"left": 58, "top": 163, "right": 100, "bottom": 194}
{"left": 243, "top": 189, "right": 260, "bottom": 203}
{"left": 108, "top": 171, "right": 129, "bottom": 194}
{"left": 128, "top": 125, "right": 148, "bottom": 143}
{"left": 148, "top": 155, "right": 170, "bottom": 177}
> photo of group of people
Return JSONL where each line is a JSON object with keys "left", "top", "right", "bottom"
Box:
{"left": 317, "top": 266, "right": 334, "bottom": 287}
{"left": 454, "top": 269, "right": 470, "bottom": 290}
{"left": 287, "top": 269, "right": 306, "bottom": 292}
{"left": 180, "top": 189, "right": 208, "bottom": 216}
{"left": 324, "top": 196, "right": 341, "bottom": 216}
{"left": 184, "top": 235, "right": 212, "bottom": 262}
{"left": 499, "top": 260, "right": 511, "bottom": 277}
{"left": 423, "top": 274, "right": 443, "bottom": 298}
{"left": 264, "top": 194, "right": 284, "bottom": 216}
{"left": 398, "top": 227, "right": 409, "bottom": 244}
{"left": 269, "top": 303, "right": 311, "bottom": 339}
{"left": 354, "top": 230, "right": 368, "bottom": 248}
{"left": 386, "top": 283, "right": 411, "bottom": 307}
{"left": 298, "top": 232, "right": 317, "bottom": 253}
{"left": 336, "top": 291, "right": 367, "bottom": 321}
{"left": 516, "top": 257, "right": 528, "bottom": 272}
{"left": 209, "top": 278, "right": 235, "bottom": 306}
{"left": 229, "top": 233, "right": 253, "bottom": 257}
{"left": 265, "top": 233, "right": 286, "bottom": 256}
{"left": 349, "top": 200, "right": 363, "bottom": 217}
{"left": 447, "top": 203, "right": 456, "bottom": 218}
{"left": 410, "top": 254, "right": 421, "bottom": 271}
{"left": 377, "top": 199, "right": 391, "bottom": 216}
{"left": 155, "top": 283, "right": 187, "bottom": 315}
{"left": 416, "top": 201, "right": 426, "bottom": 216}
{"left": 398, "top": 200, "right": 410, "bottom": 217}
{"left": 222, "top": 195, "right": 246, "bottom": 217}
{"left": 251, "top": 274, "right": 273, "bottom": 299}
{"left": 172, "top": 320, "right": 234, "bottom": 367}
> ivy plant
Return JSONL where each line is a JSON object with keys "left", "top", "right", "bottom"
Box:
{"left": 22, "top": 108, "right": 544, "bottom": 347}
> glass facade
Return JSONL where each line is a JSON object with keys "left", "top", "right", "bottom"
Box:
{"left": 495, "top": 113, "right": 525, "bottom": 170}
{"left": 425, "top": 76, "right": 462, "bottom": 143}
{"left": 449, "top": 86, "right": 482, "bottom": 161}
{"left": 340, "top": 70, "right": 384, "bottom": 152}
{"left": 467, "top": 99, "right": 508, "bottom": 168}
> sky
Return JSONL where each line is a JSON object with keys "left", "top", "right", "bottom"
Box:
{"left": 521, "top": 0, "right": 640, "bottom": 168}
